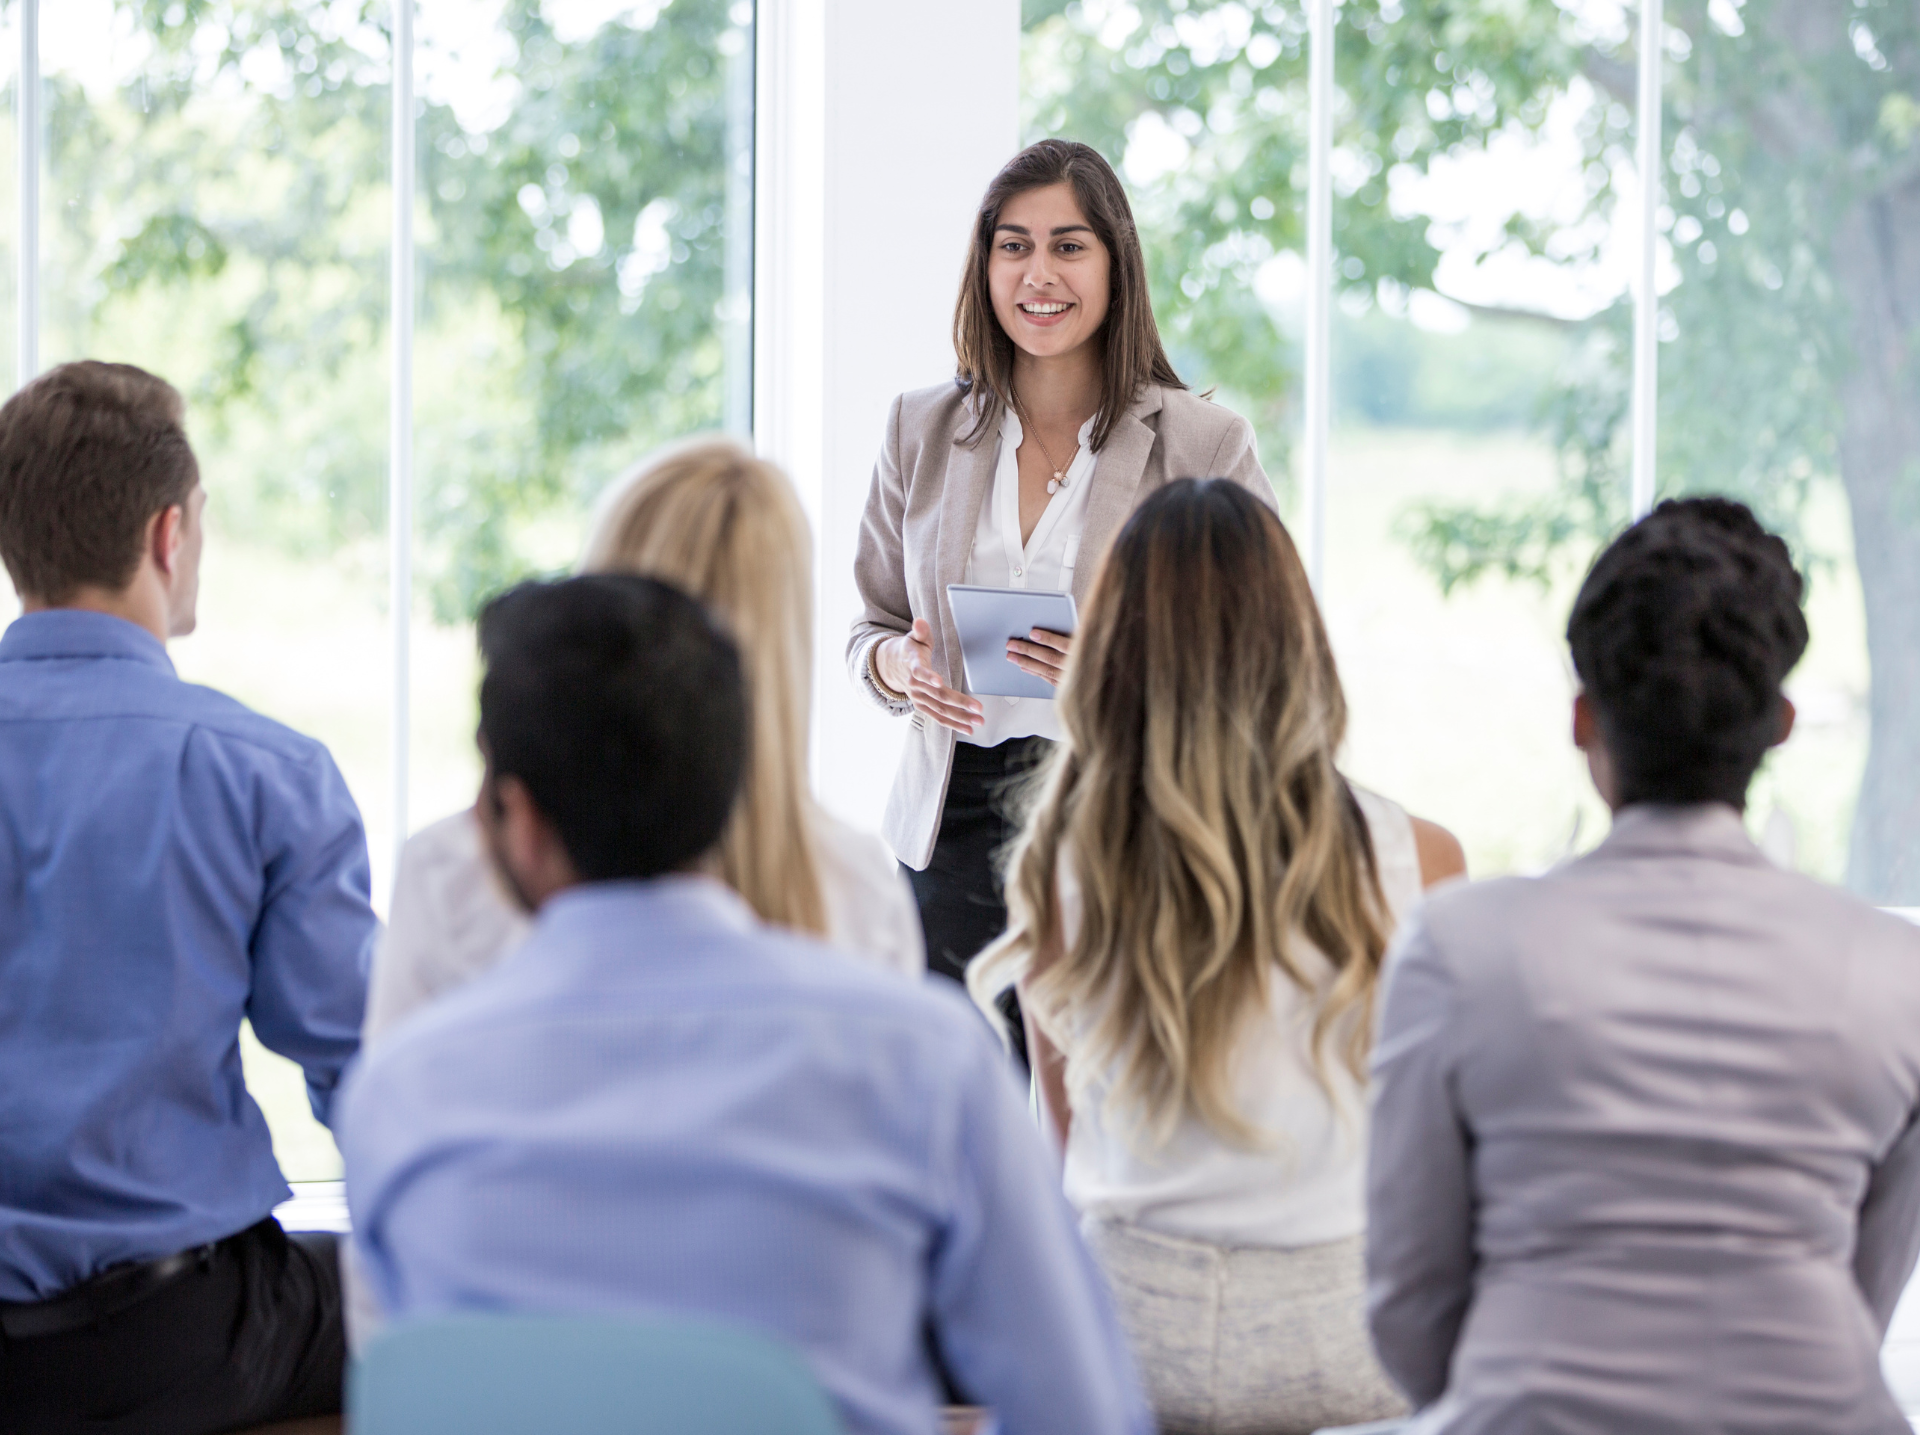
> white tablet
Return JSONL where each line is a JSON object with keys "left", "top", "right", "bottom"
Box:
{"left": 946, "top": 584, "right": 1079, "bottom": 701}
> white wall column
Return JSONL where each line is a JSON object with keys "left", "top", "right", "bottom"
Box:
{"left": 755, "top": 0, "right": 1021, "bottom": 831}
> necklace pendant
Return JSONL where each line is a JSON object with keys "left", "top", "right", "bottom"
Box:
{"left": 1046, "top": 479, "right": 1060, "bottom": 496}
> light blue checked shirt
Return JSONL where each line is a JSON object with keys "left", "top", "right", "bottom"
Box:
{"left": 0, "top": 610, "right": 376, "bottom": 1301}
{"left": 341, "top": 877, "right": 1150, "bottom": 1435}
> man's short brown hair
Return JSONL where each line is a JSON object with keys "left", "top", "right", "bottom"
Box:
{"left": 0, "top": 361, "right": 200, "bottom": 603}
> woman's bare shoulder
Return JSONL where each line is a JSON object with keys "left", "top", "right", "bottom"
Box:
{"left": 1411, "top": 816, "right": 1468, "bottom": 890}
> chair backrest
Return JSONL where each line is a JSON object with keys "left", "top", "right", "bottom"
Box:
{"left": 350, "top": 1312, "right": 844, "bottom": 1435}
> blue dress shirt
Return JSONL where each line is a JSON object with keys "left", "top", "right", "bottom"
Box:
{"left": 0, "top": 610, "right": 376, "bottom": 1301}
{"left": 341, "top": 878, "right": 1152, "bottom": 1435}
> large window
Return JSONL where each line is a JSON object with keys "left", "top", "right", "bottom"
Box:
{"left": 13, "top": 0, "right": 754, "bottom": 1179}
{"left": 1022, "top": 0, "right": 1919, "bottom": 896}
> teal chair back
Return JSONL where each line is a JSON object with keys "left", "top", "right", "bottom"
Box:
{"left": 350, "top": 1312, "right": 844, "bottom": 1435}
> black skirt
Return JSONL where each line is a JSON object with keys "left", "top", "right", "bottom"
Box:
{"left": 904, "top": 734, "right": 1055, "bottom": 1070}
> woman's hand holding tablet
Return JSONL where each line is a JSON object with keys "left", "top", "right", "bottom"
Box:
{"left": 1007, "top": 627, "right": 1073, "bottom": 686}
{"left": 876, "top": 618, "right": 986, "bottom": 735}
{"left": 946, "top": 586, "right": 1079, "bottom": 700}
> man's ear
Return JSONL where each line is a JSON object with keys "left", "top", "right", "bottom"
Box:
{"left": 1572, "top": 690, "right": 1599, "bottom": 751}
{"left": 150, "top": 504, "right": 185, "bottom": 579}
{"left": 493, "top": 773, "right": 548, "bottom": 874}
{"left": 1775, "top": 695, "right": 1796, "bottom": 748}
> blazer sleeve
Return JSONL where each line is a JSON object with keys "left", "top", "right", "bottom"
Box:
{"left": 846, "top": 393, "right": 916, "bottom": 715}
{"left": 1367, "top": 909, "right": 1477, "bottom": 1408}
{"left": 1204, "top": 411, "right": 1279, "bottom": 515}
{"left": 1854, "top": 1106, "right": 1920, "bottom": 1335}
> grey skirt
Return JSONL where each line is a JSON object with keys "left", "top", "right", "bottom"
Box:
{"left": 1084, "top": 1218, "right": 1408, "bottom": 1435}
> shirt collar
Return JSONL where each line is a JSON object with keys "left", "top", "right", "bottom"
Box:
{"left": 0, "top": 609, "right": 175, "bottom": 675}
{"left": 530, "top": 873, "right": 759, "bottom": 953}
{"left": 1593, "top": 802, "right": 1767, "bottom": 867}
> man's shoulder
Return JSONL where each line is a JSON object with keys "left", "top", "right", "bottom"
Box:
{"left": 739, "top": 925, "right": 995, "bottom": 1052}
{"left": 166, "top": 679, "right": 335, "bottom": 769}
{"left": 345, "top": 920, "right": 1008, "bottom": 1161}
{"left": 370, "top": 916, "right": 993, "bottom": 1071}
{"left": 0, "top": 641, "right": 334, "bottom": 774}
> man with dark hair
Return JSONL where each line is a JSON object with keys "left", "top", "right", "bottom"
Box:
{"left": 0, "top": 362, "right": 376, "bottom": 1433}
{"left": 341, "top": 575, "right": 1151, "bottom": 1435}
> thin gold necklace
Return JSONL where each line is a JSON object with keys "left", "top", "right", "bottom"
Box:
{"left": 1013, "top": 397, "right": 1081, "bottom": 495}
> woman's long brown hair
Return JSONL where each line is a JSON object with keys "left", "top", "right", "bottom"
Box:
{"left": 970, "top": 480, "right": 1392, "bottom": 1148}
{"left": 952, "top": 139, "right": 1183, "bottom": 454}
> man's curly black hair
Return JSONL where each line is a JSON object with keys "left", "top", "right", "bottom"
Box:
{"left": 1567, "top": 496, "right": 1808, "bottom": 808}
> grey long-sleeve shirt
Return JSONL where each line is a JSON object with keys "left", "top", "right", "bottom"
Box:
{"left": 1368, "top": 803, "right": 1920, "bottom": 1435}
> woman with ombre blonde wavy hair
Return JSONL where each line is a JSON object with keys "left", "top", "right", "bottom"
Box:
{"left": 365, "top": 437, "right": 923, "bottom": 1047}
{"left": 970, "top": 478, "right": 1463, "bottom": 1435}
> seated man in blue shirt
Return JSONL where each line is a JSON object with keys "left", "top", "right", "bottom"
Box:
{"left": 341, "top": 574, "right": 1152, "bottom": 1435}
{"left": 0, "top": 362, "right": 378, "bottom": 1434}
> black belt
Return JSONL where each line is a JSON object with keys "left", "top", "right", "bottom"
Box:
{"left": 0, "top": 1241, "right": 218, "bottom": 1340}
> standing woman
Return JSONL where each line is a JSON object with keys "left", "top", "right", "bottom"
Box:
{"left": 849, "top": 138, "right": 1276, "bottom": 1020}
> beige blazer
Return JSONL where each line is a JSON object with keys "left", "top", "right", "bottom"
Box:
{"left": 847, "top": 380, "right": 1276, "bottom": 869}
{"left": 1368, "top": 804, "right": 1920, "bottom": 1433}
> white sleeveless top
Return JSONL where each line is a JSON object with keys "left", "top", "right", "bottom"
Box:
{"left": 1055, "top": 785, "right": 1423, "bottom": 1248}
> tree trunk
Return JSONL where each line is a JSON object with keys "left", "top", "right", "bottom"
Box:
{"left": 1833, "top": 176, "right": 1920, "bottom": 902}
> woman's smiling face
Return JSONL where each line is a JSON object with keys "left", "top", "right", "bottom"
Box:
{"left": 988, "top": 182, "right": 1112, "bottom": 363}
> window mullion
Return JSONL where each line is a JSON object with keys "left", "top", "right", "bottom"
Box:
{"left": 1630, "top": 0, "right": 1663, "bottom": 518}
{"left": 390, "top": 0, "right": 416, "bottom": 876}
{"left": 17, "top": 0, "right": 38, "bottom": 389}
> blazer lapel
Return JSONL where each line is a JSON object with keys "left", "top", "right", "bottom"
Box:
{"left": 933, "top": 401, "right": 1000, "bottom": 684}
{"left": 936, "top": 414, "right": 999, "bottom": 591}
{"left": 1075, "top": 386, "right": 1164, "bottom": 602}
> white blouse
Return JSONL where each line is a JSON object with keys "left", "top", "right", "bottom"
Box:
{"left": 1053, "top": 785, "right": 1424, "bottom": 1248}
{"left": 364, "top": 806, "right": 926, "bottom": 1047}
{"left": 958, "top": 410, "right": 1098, "bottom": 749}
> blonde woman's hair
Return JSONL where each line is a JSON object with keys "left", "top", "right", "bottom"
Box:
{"left": 969, "top": 479, "right": 1391, "bottom": 1149}
{"left": 582, "top": 437, "right": 827, "bottom": 936}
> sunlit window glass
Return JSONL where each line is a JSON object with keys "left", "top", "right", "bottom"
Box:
{"left": 1321, "top": 0, "right": 1633, "bottom": 874}
{"left": 38, "top": 0, "right": 395, "bottom": 1181}
{"left": 408, "top": 0, "right": 756, "bottom": 832}
{"left": 1654, "top": 2, "right": 1912, "bottom": 899}
{"left": 27, "top": 0, "right": 753, "bottom": 1180}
